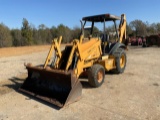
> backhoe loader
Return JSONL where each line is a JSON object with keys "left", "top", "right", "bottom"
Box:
{"left": 19, "top": 13, "right": 127, "bottom": 108}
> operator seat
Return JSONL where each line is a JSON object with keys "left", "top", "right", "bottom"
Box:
{"left": 101, "top": 34, "right": 112, "bottom": 54}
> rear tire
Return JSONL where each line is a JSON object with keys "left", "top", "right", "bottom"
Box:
{"left": 88, "top": 64, "right": 105, "bottom": 87}
{"left": 114, "top": 48, "right": 127, "bottom": 74}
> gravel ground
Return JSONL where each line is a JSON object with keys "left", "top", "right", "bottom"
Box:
{"left": 0, "top": 51, "right": 48, "bottom": 81}
{"left": 0, "top": 46, "right": 160, "bottom": 120}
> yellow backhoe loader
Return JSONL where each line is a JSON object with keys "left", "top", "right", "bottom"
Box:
{"left": 19, "top": 13, "right": 127, "bottom": 108}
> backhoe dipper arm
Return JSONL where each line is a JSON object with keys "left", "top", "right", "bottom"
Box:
{"left": 118, "top": 14, "right": 126, "bottom": 43}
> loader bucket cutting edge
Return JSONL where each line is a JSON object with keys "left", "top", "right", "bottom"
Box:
{"left": 19, "top": 66, "right": 82, "bottom": 108}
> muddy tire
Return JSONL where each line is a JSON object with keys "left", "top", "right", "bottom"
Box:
{"left": 114, "top": 48, "right": 127, "bottom": 74}
{"left": 88, "top": 64, "right": 105, "bottom": 87}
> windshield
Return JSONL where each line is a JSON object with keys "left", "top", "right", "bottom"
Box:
{"left": 83, "top": 20, "right": 119, "bottom": 43}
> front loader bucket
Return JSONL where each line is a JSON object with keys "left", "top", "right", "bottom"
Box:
{"left": 19, "top": 65, "right": 82, "bottom": 108}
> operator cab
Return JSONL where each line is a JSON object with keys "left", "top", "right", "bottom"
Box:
{"left": 82, "top": 14, "right": 122, "bottom": 54}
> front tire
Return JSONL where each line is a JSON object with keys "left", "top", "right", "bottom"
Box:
{"left": 88, "top": 64, "right": 105, "bottom": 87}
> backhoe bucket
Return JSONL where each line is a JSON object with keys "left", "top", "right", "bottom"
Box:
{"left": 19, "top": 65, "right": 82, "bottom": 108}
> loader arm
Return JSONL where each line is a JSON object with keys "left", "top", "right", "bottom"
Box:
{"left": 65, "top": 40, "right": 77, "bottom": 71}
{"left": 44, "top": 36, "right": 62, "bottom": 69}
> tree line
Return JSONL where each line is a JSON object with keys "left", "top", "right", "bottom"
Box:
{"left": 0, "top": 18, "right": 160, "bottom": 48}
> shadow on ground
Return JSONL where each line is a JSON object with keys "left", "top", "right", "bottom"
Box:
{"left": 7, "top": 77, "right": 24, "bottom": 90}
{"left": 0, "top": 77, "right": 25, "bottom": 95}
{"left": 3, "top": 76, "right": 60, "bottom": 110}
{"left": 2, "top": 70, "right": 117, "bottom": 110}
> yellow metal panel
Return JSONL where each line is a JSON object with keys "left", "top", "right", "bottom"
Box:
{"left": 105, "top": 59, "right": 115, "bottom": 71}
{"left": 98, "top": 58, "right": 115, "bottom": 71}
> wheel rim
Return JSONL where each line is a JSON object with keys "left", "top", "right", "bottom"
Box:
{"left": 120, "top": 54, "right": 125, "bottom": 68}
{"left": 97, "top": 70, "right": 103, "bottom": 83}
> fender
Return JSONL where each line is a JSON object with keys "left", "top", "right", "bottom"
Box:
{"left": 109, "top": 42, "right": 126, "bottom": 55}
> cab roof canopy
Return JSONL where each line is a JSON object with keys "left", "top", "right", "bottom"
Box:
{"left": 82, "top": 14, "right": 121, "bottom": 22}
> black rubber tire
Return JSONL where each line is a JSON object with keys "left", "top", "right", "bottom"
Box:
{"left": 114, "top": 48, "right": 127, "bottom": 74}
{"left": 88, "top": 64, "right": 105, "bottom": 87}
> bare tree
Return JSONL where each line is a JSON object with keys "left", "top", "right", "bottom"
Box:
{"left": 129, "top": 20, "right": 147, "bottom": 36}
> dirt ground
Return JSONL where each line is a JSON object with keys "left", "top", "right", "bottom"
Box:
{"left": 0, "top": 45, "right": 50, "bottom": 57}
{"left": 0, "top": 45, "right": 160, "bottom": 120}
